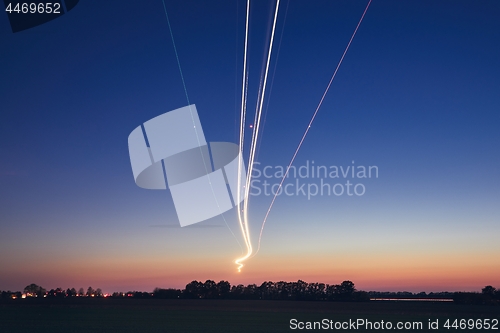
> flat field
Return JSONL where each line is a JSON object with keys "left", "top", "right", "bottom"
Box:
{"left": 0, "top": 299, "right": 498, "bottom": 332}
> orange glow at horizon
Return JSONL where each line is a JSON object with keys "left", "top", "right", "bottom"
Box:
{"left": 4, "top": 247, "right": 497, "bottom": 294}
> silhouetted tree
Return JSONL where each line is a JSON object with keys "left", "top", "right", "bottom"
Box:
{"left": 259, "top": 281, "right": 274, "bottom": 300}
{"left": 216, "top": 281, "right": 231, "bottom": 299}
{"left": 292, "top": 280, "right": 308, "bottom": 300}
{"left": 242, "top": 284, "right": 258, "bottom": 299}
{"left": 203, "top": 280, "right": 217, "bottom": 299}
{"left": 23, "top": 283, "right": 46, "bottom": 297}
{"left": 14, "top": 279, "right": 486, "bottom": 303}
{"left": 338, "top": 281, "right": 355, "bottom": 293}
{"left": 184, "top": 280, "right": 204, "bottom": 299}
{"left": 482, "top": 286, "right": 496, "bottom": 296}
{"left": 153, "top": 288, "right": 181, "bottom": 299}
{"left": 352, "top": 290, "right": 370, "bottom": 302}
{"left": 325, "top": 284, "right": 336, "bottom": 301}
{"left": 128, "top": 291, "right": 149, "bottom": 298}
{"left": 86, "top": 287, "right": 95, "bottom": 297}
{"left": 454, "top": 286, "right": 500, "bottom": 305}
{"left": 275, "top": 281, "right": 290, "bottom": 300}
{"left": 308, "top": 282, "right": 326, "bottom": 301}
{"left": 230, "top": 284, "right": 245, "bottom": 299}
{"left": 69, "top": 288, "right": 77, "bottom": 297}
{"left": 47, "top": 288, "right": 65, "bottom": 298}
{"left": 1, "top": 290, "right": 20, "bottom": 299}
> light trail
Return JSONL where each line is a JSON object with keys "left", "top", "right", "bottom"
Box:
{"left": 235, "top": 0, "right": 252, "bottom": 272}
{"left": 236, "top": 0, "right": 281, "bottom": 271}
{"left": 256, "top": 0, "right": 290, "bottom": 156}
{"left": 253, "top": 0, "right": 372, "bottom": 256}
{"left": 161, "top": 0, "right": 242, "bottom": 250}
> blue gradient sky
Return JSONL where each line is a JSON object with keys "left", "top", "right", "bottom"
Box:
{"left": 1, "top": 0, "right": 499, "bottom": 293}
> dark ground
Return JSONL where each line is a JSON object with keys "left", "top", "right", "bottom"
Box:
{"left": 0, "top": 298, "right": 498, "bottom": 332}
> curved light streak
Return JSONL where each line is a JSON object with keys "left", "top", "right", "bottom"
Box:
{"left": 254, "top": 0, "right": 373, "bottom": 256}
{"left": 235, "top": 0, "right": 252, "bottom": 272}
{"left": 236, "top": 0, "right": 281, "bottom": 271}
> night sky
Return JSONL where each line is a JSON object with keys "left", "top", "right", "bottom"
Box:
{"left": 1, "top": 0, "right": 499, "bottom": 293}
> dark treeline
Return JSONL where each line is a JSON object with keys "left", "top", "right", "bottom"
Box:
{"left": 2, "top": 282, "right": 499, "bottom": 305}
{"left": 1, "top": 284, "right": 104, "bottom": 300}
{"left": 176, "top": 280, "right": 368, "bottom": 301}
{"left": 453, "top": 286, "right": 500, "bottom": 305}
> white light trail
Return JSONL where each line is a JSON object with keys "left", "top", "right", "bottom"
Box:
{"left": 236, "top": 0, "right": 281, "bottom": 271}
{"left": 161, "top": 0, "right": 242, "bottom": 248}
{"left": 253, "top": 0, "right": 372, "bottom": 256}
{"left": 235, "top": 0, "right": 252, "bottom": 272}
